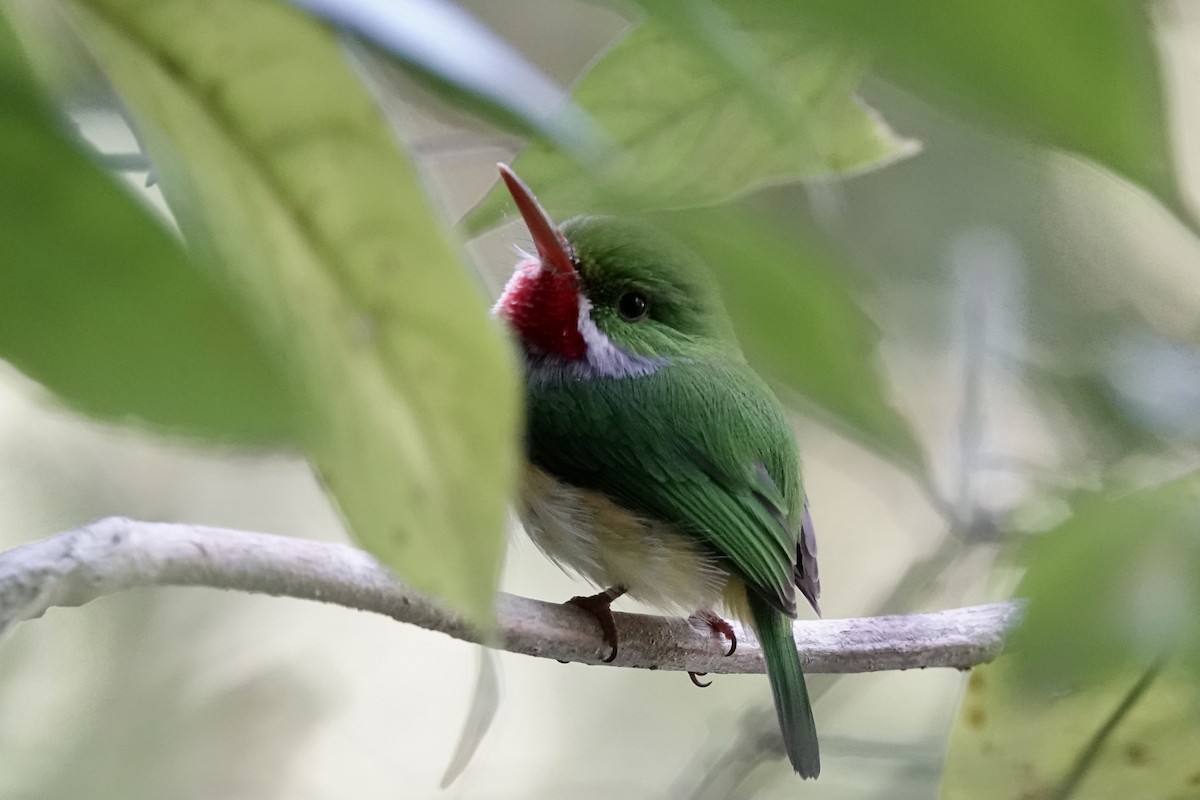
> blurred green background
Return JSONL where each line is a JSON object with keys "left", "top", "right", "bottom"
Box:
{"left": 1, "top": 0, "right": 1199, "bottom": 798}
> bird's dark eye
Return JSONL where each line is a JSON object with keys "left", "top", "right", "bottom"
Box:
{"left": 617, "top": 291, "right": 649, "bottom": 322}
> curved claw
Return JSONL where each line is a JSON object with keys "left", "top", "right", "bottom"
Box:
{"left": 688, "top": 671, "right": 712, "bottom": 688}
{"left": 693, "top": 610, "right": 737, "bottom": 657}
{"left": 565, "top": 587, "right": 625, "bottom": 663}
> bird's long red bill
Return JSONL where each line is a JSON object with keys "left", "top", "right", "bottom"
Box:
{"left": 498, "top": 164, "right": 576, "bottom": 277}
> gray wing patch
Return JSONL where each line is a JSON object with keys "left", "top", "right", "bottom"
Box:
{"left": 795, "top": 494, "right": 820, "bottom": 617}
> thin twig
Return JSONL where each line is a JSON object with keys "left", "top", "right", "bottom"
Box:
{"left": 0, "top": 517, "right": 1023, "bottom": 675}
{"left": 954, "top": 253, "right": 989, "bottom": 528}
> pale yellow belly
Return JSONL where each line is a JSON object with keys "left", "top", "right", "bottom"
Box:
{"left": 519, "top": 465, "right": 737, "bottom": 615}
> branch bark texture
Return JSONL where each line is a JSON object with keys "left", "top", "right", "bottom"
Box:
{"left": 0, "top": 517, "right": 1022, "bottom": 674}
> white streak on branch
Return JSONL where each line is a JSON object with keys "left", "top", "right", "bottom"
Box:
{"left": 0, "top": 517, "right": 1022, "bottom": 674}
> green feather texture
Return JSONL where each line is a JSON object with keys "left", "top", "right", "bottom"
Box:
{"left": 750, "top": 592, "right": 821, "bottom": 777}
{"left": 517, "top": 214, "right": 820, "bottom": 775}
{"left": 527, "top": 358, "right": 801, "bottom": 615}
{"left": 564, "top": 216, "right": 740, "bottom": 359}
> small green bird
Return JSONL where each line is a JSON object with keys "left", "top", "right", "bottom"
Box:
{"left": 495, "top": 165, "right": 821, "bottom": 778}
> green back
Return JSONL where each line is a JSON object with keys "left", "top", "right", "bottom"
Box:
{"left": 526, "top": 357, "right": 803, "bottom": 615}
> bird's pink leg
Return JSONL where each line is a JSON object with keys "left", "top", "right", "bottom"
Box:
{"left": 565, "top": 586, "right": 626, "bottom": 663}
{"left": 692, "top": 609, "right": 738, "bottom": 656}
{"left": 687, "top": 609, "right": 738, "bottom": 688}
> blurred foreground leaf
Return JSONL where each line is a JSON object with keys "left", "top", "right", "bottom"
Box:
{"left": 942, "top": 658, "right": 1200, "bottom": 800}
{"left": 466, "top": 14, "right": 915, "bottom": 232}
{"left": 785, "top": 0, "right": 1179, "bottom": 218}
{"left": 0, "top": 11, "right": 294, "bottom": 442}
{"left": 1014, "top": 472, "right": 1200, "bottom": 683}
{"left": 70, "top": 0, "right": 519, "bottom": 624}
{"left": 289, "top": 0, "right": 606, "bottom": 163}
{"left": 664, "top": 209, "right": 925, "bottom": 472}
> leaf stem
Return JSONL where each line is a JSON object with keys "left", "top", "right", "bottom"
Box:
{"left": 1051, "top": 658, "right": 1166, "bottom": 800}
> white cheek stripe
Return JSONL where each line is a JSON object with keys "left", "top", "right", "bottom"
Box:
{"left": 575, "top": 294, "right": 665, "bottom": 379}
{"left": 494, "top": 259, "right": 665, "bottom": 380}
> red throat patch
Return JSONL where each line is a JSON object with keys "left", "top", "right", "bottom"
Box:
{"left": 497, "top": 259, "right": 586, "bottom": 360}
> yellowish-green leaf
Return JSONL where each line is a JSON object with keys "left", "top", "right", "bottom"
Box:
{"left": 1013, "top": 472, "right": 1200, "bottom": 683}
{"left": 465, "top": 15, "right": 916, "bottom": 233}
{"left": 942, "top": 658, "right": 1200, "bottom": 800}
{"left": 69, "top": 0, "right": 519, "bottom": 625}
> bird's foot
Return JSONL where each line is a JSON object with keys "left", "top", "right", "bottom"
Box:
{"left": 565, "top": 586, "right": 626, "bottom": 663}
{"left": 691, "top": 610, "right": 737, "bottom": 656}
{"left": 684, "top": 610, "right": 737, "bottom": 688}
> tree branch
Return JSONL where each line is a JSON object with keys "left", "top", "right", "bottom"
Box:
{"left": 0, "top": 517, "right": 1022, "bottom": 674}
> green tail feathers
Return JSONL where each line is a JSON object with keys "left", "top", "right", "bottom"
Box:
{"left": 749, "top": 594, "right": 820, "bottom": 778}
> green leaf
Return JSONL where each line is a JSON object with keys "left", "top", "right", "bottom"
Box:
{"left": 1013, "top": 472, "right": 1200, "bottom": 683}
{"left": 662, "top": 208, "right": 926, "bottom": 472}
{"left": 69, "top": 0, "right": 520, "bottom": 625}
{"left": 0, "top": 11, "right": 295, "bottom": 442}
{"left": 942, "top": 658, "right": 1200, "bottom": 800}
{"left": 465, "top": 14, "right": 916, "bottom": 233}
{"left": 782, "top": 0, "right": 1179, "bottom": 220}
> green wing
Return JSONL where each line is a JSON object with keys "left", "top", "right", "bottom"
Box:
{"left": 527, "top": 360, "right": 803, "bottom": 615}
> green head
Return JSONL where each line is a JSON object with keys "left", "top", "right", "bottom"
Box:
{"left": 494, "top": 165, "right": 739, "bottom": 376}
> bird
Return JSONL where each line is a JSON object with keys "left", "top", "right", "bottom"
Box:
{"left": 493, "top": 164, "right": 821, "bottom": 778}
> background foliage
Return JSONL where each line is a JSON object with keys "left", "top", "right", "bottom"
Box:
{"left": 0, "top": 0, "right": 1198, "bottom": 797}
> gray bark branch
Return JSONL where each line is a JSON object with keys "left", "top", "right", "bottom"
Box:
{"left": 0, "top": 517, "right": 1022, "bottom": 674}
